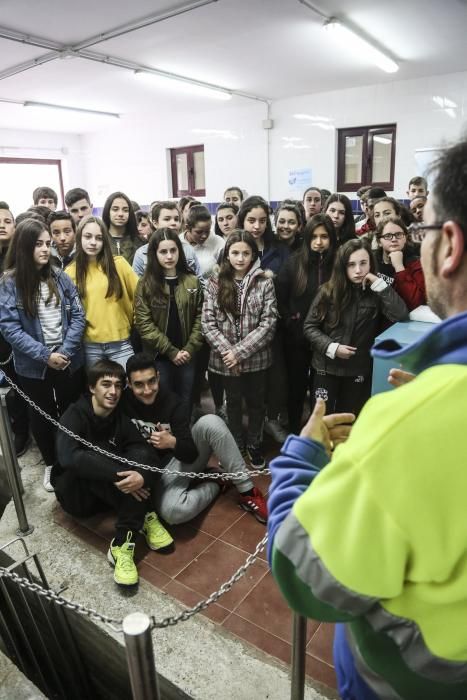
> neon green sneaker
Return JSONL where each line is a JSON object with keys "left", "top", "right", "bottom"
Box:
{"left": 141, "top": 512, "right": 174, "bottom": 552}
{"left": 107, "top": 532, "right": 138, "bottom": 586}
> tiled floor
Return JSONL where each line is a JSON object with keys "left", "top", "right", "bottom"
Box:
{"left": 53, "top": 437, "right": 337, "bottom": 694}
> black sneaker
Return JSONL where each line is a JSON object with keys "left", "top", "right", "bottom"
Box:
{"left": 14, "top": 432, "right": 31, "bottom": 458}
{"left": 246, "top": 445, "right": 266, "bottom": 470}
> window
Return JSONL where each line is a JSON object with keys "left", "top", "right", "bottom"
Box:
{"left": 0, "top": 157, "right": 64, "bottom": 214}
{"left": 337, "top": 125, "right": 396, "bottom": 192}
{"left": 170, "top": 145, "right": 205, "bottom": 198}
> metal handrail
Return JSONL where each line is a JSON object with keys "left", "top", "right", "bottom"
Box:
{"left": 0, "top": 390, "right": 33, "bottom": 535}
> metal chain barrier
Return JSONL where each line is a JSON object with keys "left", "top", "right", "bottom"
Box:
{"left": 0, "top": 532, "right": 268, "bottom": 634}
{"left": 150, "top": 533, "right": 268, "bottom": 629}
{"left": 0, "top": 371, "right": 271, "bottom": 481}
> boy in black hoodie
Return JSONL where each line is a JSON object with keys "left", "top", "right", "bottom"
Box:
{"left": 53, "top": 359, "right": 173, "bottom": 588}
{"left": 121, "top": 353, "right": 267, "bottom": 524}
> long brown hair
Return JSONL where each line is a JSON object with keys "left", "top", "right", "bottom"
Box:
{"left": 141, "top": 228, "right": 191, "bottom": 304}
{"left": 8, "top": 218, "right": 59, "bottom": 317}
{"left": 217, "top": 230, "right": 259, "bottom": 316}
{"left": 293, "top": 214, "right": 337, "bottom": 297}
{"left": 313, "top": 238, "right": 375, "bottom": 329}
{"left": 74, "top": 216, "right": 122, "bottom": 300}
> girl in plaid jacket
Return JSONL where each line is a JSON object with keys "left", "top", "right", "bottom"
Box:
{"left": 202, "top": 231, "right": 278, "bottom": 469}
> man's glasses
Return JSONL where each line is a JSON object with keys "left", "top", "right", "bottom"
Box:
{"left": 380, "top": 232, "right": 406, "bottom": 241}
{"left": 409, "top": 222, "right": 444, "bottom": 242}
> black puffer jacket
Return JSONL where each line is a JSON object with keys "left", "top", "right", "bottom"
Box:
{"left": 276, "top": 250, "right": 334, "bottom": 345}
{"left": 303, "top": 284, "right": 408, "bottom": 376}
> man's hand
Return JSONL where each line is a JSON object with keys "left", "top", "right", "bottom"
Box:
{"left": 300, "top": 398, "right": 355, "bottom": 458}
{"left": 335, "top": 345, "right": 357, "bottom": 360}
{"left": 147, "top": 426, "right": 176, "bottom": 450}
{"left": 388, "top": 368, "right": 415, "bottom": 388}
{"left": 115, "top": 471, "right": 146, "bottom": 499}
{"left": 221, "top": 349, "right": 239, "bottom": 369}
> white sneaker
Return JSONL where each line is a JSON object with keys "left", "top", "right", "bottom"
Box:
{"left": 43, "top": 465, "right": 54, "bottom": 492}
{"left": 263, "top": 419, "right": 288, "bottom": 443}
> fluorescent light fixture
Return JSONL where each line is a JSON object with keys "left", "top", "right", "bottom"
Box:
{"left": 134, "top": 70, "right": 232, "bottom": 101}
{"left": 23, "top": 101, "right": 120, "bottom": 118}
{"left": 323, "top": 18, "right": 399, "bottom": 73}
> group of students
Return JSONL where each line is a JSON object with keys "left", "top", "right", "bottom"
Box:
{"left": 0, "top": 178, "right": 427, "bottom": 585}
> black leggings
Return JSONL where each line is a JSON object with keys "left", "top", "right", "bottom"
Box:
{"left": 311, "top": 371, "right": 371, "bottom": 416}
{"left": 192, "top": 341, "right": 224, "bottom": 407}
{"left": 19, "top": 367, "right": 85, "bottom": 465}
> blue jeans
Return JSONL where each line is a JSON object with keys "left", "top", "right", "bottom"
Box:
{"left": 155, "top": 358, "right": 195, "bottom": 416}
{"left": 333, "top": 624, "right": 379, "bottom": 700}
{"left": 84, "top": 339, "right": 134, "bottom": 371}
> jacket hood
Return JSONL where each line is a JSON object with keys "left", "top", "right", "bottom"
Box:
{"left": 210, "top": 259, "right": 273, "bottom": 283}
{"left": 372, "top": 311, "right": 467, "bottom": 373}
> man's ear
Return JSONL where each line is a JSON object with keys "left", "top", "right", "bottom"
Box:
{"left": 440, "top": 221, "right": 465, "bottom": 277}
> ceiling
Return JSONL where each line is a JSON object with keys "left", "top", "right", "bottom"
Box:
{"left": 0, "top": 0, "right": 467, "bottom": 133}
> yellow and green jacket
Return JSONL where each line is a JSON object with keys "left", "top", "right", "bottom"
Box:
{"left": 268, "top": 311, "right": 467, "bottom": 699}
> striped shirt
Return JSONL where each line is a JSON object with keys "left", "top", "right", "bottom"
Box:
{"left": 37, "top": 281, "right": 62, "bottom": 347}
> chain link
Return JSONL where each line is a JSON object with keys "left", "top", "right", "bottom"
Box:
{"left": 0, "top": 351, "right": 13, "bottom": 366}
{"left": 0, "top": 566, "right": 123, "bottom": 632}
{"left": 0, "top": 372, "right": 271, "bottom": 481}
{"left": 0, "top": 532, "right": 269, "bottom": 632}
{"left": 0, "top": 367, "right": 272, "bottom": 633}
{"left": 150, "top": 533, "right": 268, "bottom": 629}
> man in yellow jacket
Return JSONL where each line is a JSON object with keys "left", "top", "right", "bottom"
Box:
{"left": 268, "top": 138, "right": 467, "bottom": 699}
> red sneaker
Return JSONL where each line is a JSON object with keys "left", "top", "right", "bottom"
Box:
{"left": 238, "top": 487, "right": 268, "bottom": 523}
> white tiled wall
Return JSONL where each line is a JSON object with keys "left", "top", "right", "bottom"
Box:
{"left": 81, "top": 101, "right": 268, "bottom": 206}
{"left": 1, "top": 70, "right": 466, "bottom": 208}
{"left": 269, "top": 71, "right": 467, "bottom": 200}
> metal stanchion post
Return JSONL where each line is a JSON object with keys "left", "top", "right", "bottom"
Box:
{"left": 290, "top": 613, "right": 307, "bottom": 700}
{"left": 123, "top": 612, "right": 160, "bottom": 700}
{"left": 0, "top": 392, "right": 33, "bottom": 536}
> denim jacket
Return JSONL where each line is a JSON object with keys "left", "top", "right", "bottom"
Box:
{"left": 0, "top": 270, "right": 85, "bottom": 379}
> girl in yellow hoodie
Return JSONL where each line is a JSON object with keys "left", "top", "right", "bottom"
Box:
{"left": 66, "top": 216, "right": 138, "bottom": 369}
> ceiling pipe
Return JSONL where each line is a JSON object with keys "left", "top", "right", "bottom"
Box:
{"left": 76, "top": 48, "right": 270, "bottom": 103}
{"left": 74, "top": 0, "right": 219, "bottom": 50}
{"left": 0, "top": 0, "right": 219, "bottom": 82}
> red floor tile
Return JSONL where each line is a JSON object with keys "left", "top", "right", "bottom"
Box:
{"left": 222, "top": 612, "right": 292, "bottom": 667}
{"left": 220, "top": 512, "right": 268, "bottom": 560}
{"left": 175, "top": 539, "right": 268, "bottom": 610}
{"left": 307, "top": 623, "right": 335, "bottom": 666}
{"left": 138, "top": 561, "right": 172, "bottom": 590}
{"left": 164, "top": 579, "right": 230, "bottom": 624}
{"left": 234, "top": 571, "right": 319, "bottom": 644}
{"left": 306, "top": 654, "right": 337, "bottom": 690}
{"left": 141, "top": 524, "right": 215, "bottom": 578}
{"left": 76, "top": 511, "right": 116, "bottom": 540}
{"left": 189, "top": 489, "right": 245, "bottom": 538}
